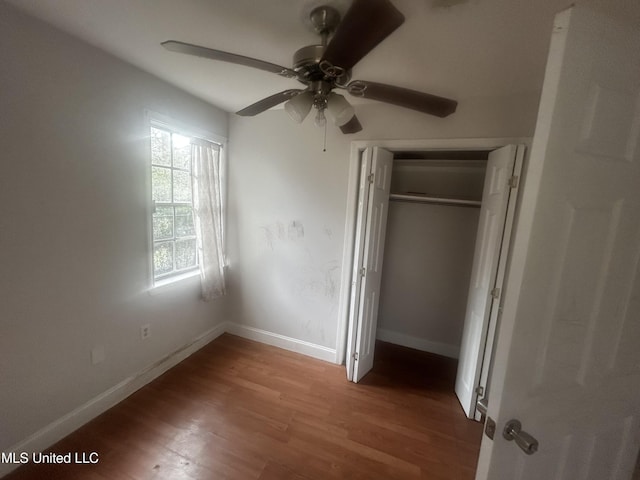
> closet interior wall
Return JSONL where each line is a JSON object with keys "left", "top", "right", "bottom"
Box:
{"left": 376, "top": 153, "right": 488, "bottom": 359}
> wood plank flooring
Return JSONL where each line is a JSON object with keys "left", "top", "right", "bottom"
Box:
{"left": 4, "top": 334, "right": 483, "bottom": 480}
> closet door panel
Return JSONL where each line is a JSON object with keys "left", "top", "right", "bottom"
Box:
{"left": 352, "top": 147, "right": 393, "bottom": 382}
{"left": 345, "top": 149, "right": 374, "bottom": 381}
{"left": 455, "top": 145, "right": 519, "bottom": 418}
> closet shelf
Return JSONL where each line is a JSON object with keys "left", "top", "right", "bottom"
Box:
{"left": 389, "top": 193, "right": 481, "bottom": 208}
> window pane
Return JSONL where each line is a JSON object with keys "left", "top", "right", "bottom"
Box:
{"left": 173, "top": 134, "right": 191, "bottom": 170}
{"left": 175, "top": 239, "right": 197, "bottom": 270}
{"left": 151, "top": 127, "right": 171, "bottom": 166}
{"left": 153, "top": 242, "right": 173, "bottom": 277}
{"left": 173, "top": 170, "right": 192, "bottom": 203}
{"left": 153, "top": 206, "right": 174, "bottom": 240}
{"left": 152, "top": 166, "right": 171, "bottom": 202}
{"left": 175, "top": 206, "right": 195, "bottom": 237}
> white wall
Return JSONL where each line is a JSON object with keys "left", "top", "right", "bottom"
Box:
{"left": 227, "top": 91, "right": 541, "bottom": 353}
{"left": 377, "top": 160, "right": 485, "bottom": 357}
{"left": 377, "top": 202, "right": 480, "bottom": 357}
{"left": 0, "top": 4, "right": 228, "bottom": 453}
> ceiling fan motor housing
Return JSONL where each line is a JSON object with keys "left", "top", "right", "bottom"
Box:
{"left": 293, "top": 44, "right": 325, "bottom": 71}
{"left": 293, "top": 44, "right": 351, "bottom": 85}
{"left": 293, "top": 5, "right": 351, "bottom": 86}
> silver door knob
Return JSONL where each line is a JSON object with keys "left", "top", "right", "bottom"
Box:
{"left": 503, "top": 419, "right": 539, "bottom": 455}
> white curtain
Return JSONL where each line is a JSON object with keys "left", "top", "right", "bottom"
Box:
{"left": 191, "top": 139, "right": 226, "bottom": 300}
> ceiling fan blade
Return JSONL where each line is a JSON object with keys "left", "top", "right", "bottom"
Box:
{"left": 339, "top": 115, "right": 363, "bottom": 134}
{"left": 236, "top": 89, "right": 303, "bottom": 117}
{"left": 321, "top": 0, "right": 404, "bottom": 72}
{"left": 161, "top": 40, "right": 297, "bottom": 78}
{"left": 347, "top": 80, "right": 458, "bottom": 117}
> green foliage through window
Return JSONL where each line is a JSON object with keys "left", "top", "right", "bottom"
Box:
{"left": 150, "top": 126, "right": 198, "bottom": 281}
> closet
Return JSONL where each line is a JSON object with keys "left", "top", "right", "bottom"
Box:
{"left": 342, "top": 143, "right": 524, "bottom": 420}
{"left": 376, "top": 153, "right": 487, "bottom": 361}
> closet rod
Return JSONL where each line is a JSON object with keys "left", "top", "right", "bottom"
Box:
{"left": 389, "top": 193, "right": 481, "bottom": 208}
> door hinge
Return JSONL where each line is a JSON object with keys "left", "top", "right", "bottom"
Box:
{"left": 353, "top": 352, "right": 359, "bottom": 361}
{"left": 360, "top": 267, "right": 366, "bottom": 277}
{"left": 508, "top": 175, "right": 519, "bottom": 188}
{"left": 367, "top": 173, "right": 374, "bottom": 184}
{"left": 475, "top": 385, "right": 485, "bottom": 396}
{"left": 490, "top": 287, "right": 501, "bottom": 299}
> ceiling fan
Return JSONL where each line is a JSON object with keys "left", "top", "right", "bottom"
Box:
{"left": 162, "top": 0, "right": 457, "bottom": 134}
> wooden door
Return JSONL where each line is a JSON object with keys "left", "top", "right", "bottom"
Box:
{"left": 477, "top": 3, "right": 640, "bottom": 479}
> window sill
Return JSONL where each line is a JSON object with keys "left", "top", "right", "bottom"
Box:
{"left": 149, "top": 270, "right": 200, "bottom": 296}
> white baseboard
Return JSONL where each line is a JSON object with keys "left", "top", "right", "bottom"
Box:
{"left": 376, "top": 328, "right": 460, "bottom": 359}
{"left": 0, "top": 322, "right": 227, "bottom": 478}
{"left": 225, "top": 323, "right": 337, "bottom": 363}
{"left": 1, "top": 321, "right": 337, "bottom": 478}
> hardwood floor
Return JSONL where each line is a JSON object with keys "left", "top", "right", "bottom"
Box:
{"left": 4, "top": 334, "right": 483, "bottom": 480}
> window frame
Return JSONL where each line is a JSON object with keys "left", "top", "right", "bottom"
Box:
{"left": 145, "top": 112, "right": 226, "bottom": 291}
{"left": 151, "top": 127, "right": 199, "bottom": 281}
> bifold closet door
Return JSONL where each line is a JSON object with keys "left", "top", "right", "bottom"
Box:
{"left": 455, "top": 144, "right": 522, "bottom": 418}
{"left": 346, "top": 147, "right": 393, "bottom": 383}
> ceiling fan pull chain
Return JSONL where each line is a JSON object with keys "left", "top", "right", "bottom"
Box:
{"left": 323, "top": 121, "right": 327, "bottom": 152}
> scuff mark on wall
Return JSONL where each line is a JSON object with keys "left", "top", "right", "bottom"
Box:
{"left": 324, "top": 264, "right": 340, "bottom": 300}
{"left": 254, "top": 218, "right": 340, "bottom": 346}
{"left": 288, "top": 221, "right": 304, "bottom": 241}
{"left": 292, "top": 261, "right": 340, "bottom": 302}
{"left": 258, "top": 220, "right": 307, "bottom": 251}
{"left": 260, "top": 225, "right": 275, "bottom": 250}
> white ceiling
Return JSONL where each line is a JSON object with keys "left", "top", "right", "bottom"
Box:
{"left": 7, "top": 0, "right": 572, "bottom": 113}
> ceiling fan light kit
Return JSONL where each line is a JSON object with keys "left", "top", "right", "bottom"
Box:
{"left": 284, "top": 91, "right": 314, "bottom": 123}
{"left": 161, "top": 0, "right": 458, "bottom": 134}
{"left": 327, "top": 93, "right": 355, "bottom": 127}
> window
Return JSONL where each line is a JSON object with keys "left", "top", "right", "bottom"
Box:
{"left": 148, "top": 118, "right": 227, "bottom": 297}
{"left": 150, "top": 125, "right": 198, "bottom": 282}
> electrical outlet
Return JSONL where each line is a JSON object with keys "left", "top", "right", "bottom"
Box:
{"left": 140, "top": 324, "right": 151, "bottom": 340}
